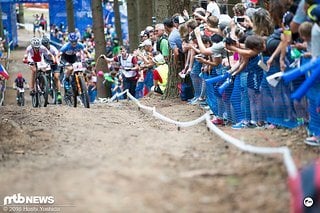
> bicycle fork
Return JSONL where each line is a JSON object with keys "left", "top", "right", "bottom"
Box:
{"left": 75, "top": 74, "right": 82, "bottom": 95}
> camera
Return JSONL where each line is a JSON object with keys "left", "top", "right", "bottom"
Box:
{"left": 224, "top": 36, "right": 237, "bottom": 45}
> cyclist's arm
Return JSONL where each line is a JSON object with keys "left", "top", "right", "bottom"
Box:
{"left": 83, "top": 48, "right": 91, "bottom": 59}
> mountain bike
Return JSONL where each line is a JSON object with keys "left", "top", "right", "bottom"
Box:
{"left": 16, "top": 87, "right": 25, "bottom": 106}
{"left": 45, "top": 62, "right": 58, "bottom": 104}
{"left": 31, "top": 61, "right": 50, "bottom": 108}
{"left": 61, "top": 61, "right": 90, "bottom": 108}
{"left": 71, "top": 61, "right": 90, "bottom": 108}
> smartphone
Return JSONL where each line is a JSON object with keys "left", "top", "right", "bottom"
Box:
{"left": 236, "top": 17, "right": 245, "bottom": 23}
{"left": 194, "top": 55, "right": 203, "bottom": 59}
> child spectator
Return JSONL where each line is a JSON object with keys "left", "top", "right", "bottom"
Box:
{"left": 152, "top": 53, "right": 169, "bottom": 95}
{"left": 226, "top": 35, "right": 266, "bottom": 128}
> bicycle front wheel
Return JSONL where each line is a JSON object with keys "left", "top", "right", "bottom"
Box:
{"left": 20, "top": 93, "right": 25, "bottom": 106}
{"left": 32, "top": 92, "right": 39, "bottom": 107}
{"left": 38, "top": 73, "right": 49, "bottom": 107}
{"left": 79, "top": 76, "right": 90, "bottom": 108}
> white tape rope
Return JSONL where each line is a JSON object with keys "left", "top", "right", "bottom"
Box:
{"left": 101, "top": 90, "right": 298, "bottom": 178}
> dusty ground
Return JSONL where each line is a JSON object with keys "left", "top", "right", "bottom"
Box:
{"left": 0, "top": 27, "right": 320, "bottom": 213}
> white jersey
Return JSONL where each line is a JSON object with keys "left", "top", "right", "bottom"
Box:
{"left": 44, "top": 45, "right": 59, "bottom": 61}
{"left": 26, "top": 45, "right": 51, "bottom": 63}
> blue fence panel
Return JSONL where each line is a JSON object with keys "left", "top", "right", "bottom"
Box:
{"left": 0, "top": 2, "right": 18, "bottom": 48}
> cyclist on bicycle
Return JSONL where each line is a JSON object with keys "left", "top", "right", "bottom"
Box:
{"left": 14, "top": 73, "right": 28, "bottom": 101}
{"left": 41, "top": 36, "right": 62, "bottom": 104}
{"left": 25, "top": 37, "right": 56, "bottom": 95}
{"left": 57, "top": 32, "right": 91, "bottom": 87}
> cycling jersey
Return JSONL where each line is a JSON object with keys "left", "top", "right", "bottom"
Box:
{"left": 15, "top": 78, "right": 26, "bottom": 88}
{"left": 60, "top": 43, "right": 85, "bottom": 56}
{"left": 26, "top": 45, "right": 51, "bottom": 63}
{"left": 43, "top": 45, "right": 59, "bottom": 72}
{"left": 60, "top": 42, "right": 85, "bottom": 64}
{"left": 45, "top": 45, "right": 59, "bottom": 58}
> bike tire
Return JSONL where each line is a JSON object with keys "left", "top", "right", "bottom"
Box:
{"left": 64, "top": 88, "right": 74, "bottom": 107}
{"left": 50, "top": 86, "right": 57, "bottom": 104}
{"left": 79, "top": 76, "right": 90, "bottom": 108}
{"left": 38, "top": 74, "right": 49, "bottom": 107}
{"left": 20, "top": 92, "right": 25, "bottom": 106}
{"left": 32, "top": 93, "right": 39, "bottom": 108}
{"left": 72, "top": 75, "right": 78, "bottom": 108}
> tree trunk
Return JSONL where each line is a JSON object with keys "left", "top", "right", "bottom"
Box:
{"left": 114, "top": 0, "right": 123, "bottom": 46}
{"left": 92, "top": 0, "right": 108, "bottom": 98}
{"left": 66, "top": 0, "right": 75, "bottom": 32}
{"left": 153, "top": 1, "right": 169, "bottom": 23}
{"left": 137, "top": 0, "right": 153, "bottom": 32}
{"left": 154, "top": 0, "right": 189, "bottom": 99}
{"left": 18, "top": 4, "right": 25, "bottom": 29}
{"left": 127, "top": 0, "right": 139, "bottom": 51}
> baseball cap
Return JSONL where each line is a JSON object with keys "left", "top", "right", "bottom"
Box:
{"left": 139, "top": 39, "right": 152, "bottom": 47}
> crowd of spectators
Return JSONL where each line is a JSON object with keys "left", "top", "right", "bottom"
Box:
{"left": 103, "top": 0, "right": 319, "bottom": 145}
{"left": 26, "top": 0, "right": 320, "bottom": 145}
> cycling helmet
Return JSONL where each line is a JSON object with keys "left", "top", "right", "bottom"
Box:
{"left": 30, "top": 37, "right": 41, "bottom": 48}
{"left": 17, "top": 73, "right": 23, "bottom": 78}
{"left": 68, "top": 32, "right": 78, "bottom": 42}
{"left": 41, "top": 36, "right": 50, "bottom": 47}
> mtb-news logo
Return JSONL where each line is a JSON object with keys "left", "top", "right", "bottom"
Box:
{"left": 2, "top": 193, "right": 60, "bottom": 212}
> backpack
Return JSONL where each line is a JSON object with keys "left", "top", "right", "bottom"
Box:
{"left": 156, "top": 35, "right": 168, "bottom": 54}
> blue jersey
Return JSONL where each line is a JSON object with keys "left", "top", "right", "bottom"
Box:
{"left": 60, "top": 42, "right": 85, "bottom": 56}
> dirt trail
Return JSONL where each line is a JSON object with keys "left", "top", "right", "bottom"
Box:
{"left": 0, "top": 28, "right": 319, "bottom": 213}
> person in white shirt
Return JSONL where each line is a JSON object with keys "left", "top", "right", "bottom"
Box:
{"left": 206, "top": 0, "right": 221, "bottom": 19}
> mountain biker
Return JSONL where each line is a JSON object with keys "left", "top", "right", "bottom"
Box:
{"left": 25, "top": 37, "right": 56, "bottom": 96}
{"left": 41, "top": 36, "right": 62, "bottom": 104}
{"left": 56, "top": 32, "right": 91, "bottom": 88}
{"left": 13, "top": 73, "right": 27, "bottom": 102}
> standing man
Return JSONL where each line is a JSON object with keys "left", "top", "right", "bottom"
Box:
{"left": 163, "top": 18, "right": 184, "bottom": 97}
{"left": 163, "top": 18, "right": 183, "bottom": 66}
{"left": 154, "top": 23, "right": 169, "bottom": 60}
{"left": 101, "top": 46, "right": 139, "bottom": 99}
{"left": 206, "top": 0, "right": 221, "bottom": 18}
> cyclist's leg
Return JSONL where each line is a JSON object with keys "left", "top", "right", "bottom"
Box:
{"left": 53, "top": 65, "right": 62, "bottom": 103}
{"left": 16, "top": 89, "right": 19, "bottom": 101}
{"left": 29, "top": 64, "right": 36, "bottom": 95}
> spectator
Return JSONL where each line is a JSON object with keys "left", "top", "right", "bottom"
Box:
{"left": 152, "top": 53, "right": 169, "bottom": 95}
{"left": 206, "top": 0, "right": 221, "bottom": 19}
{"left": 101, "top": 46, "right": 139, "bottom": 98}
{"left": 39, "top": 13, "right": 47, "bottom": 32}
{"left": 33, "top": 14, "right": 40, "bottom": 37}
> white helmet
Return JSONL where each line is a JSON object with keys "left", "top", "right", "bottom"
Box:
{"left": 30, "top": 37, "right": 41, "bottom": 48}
